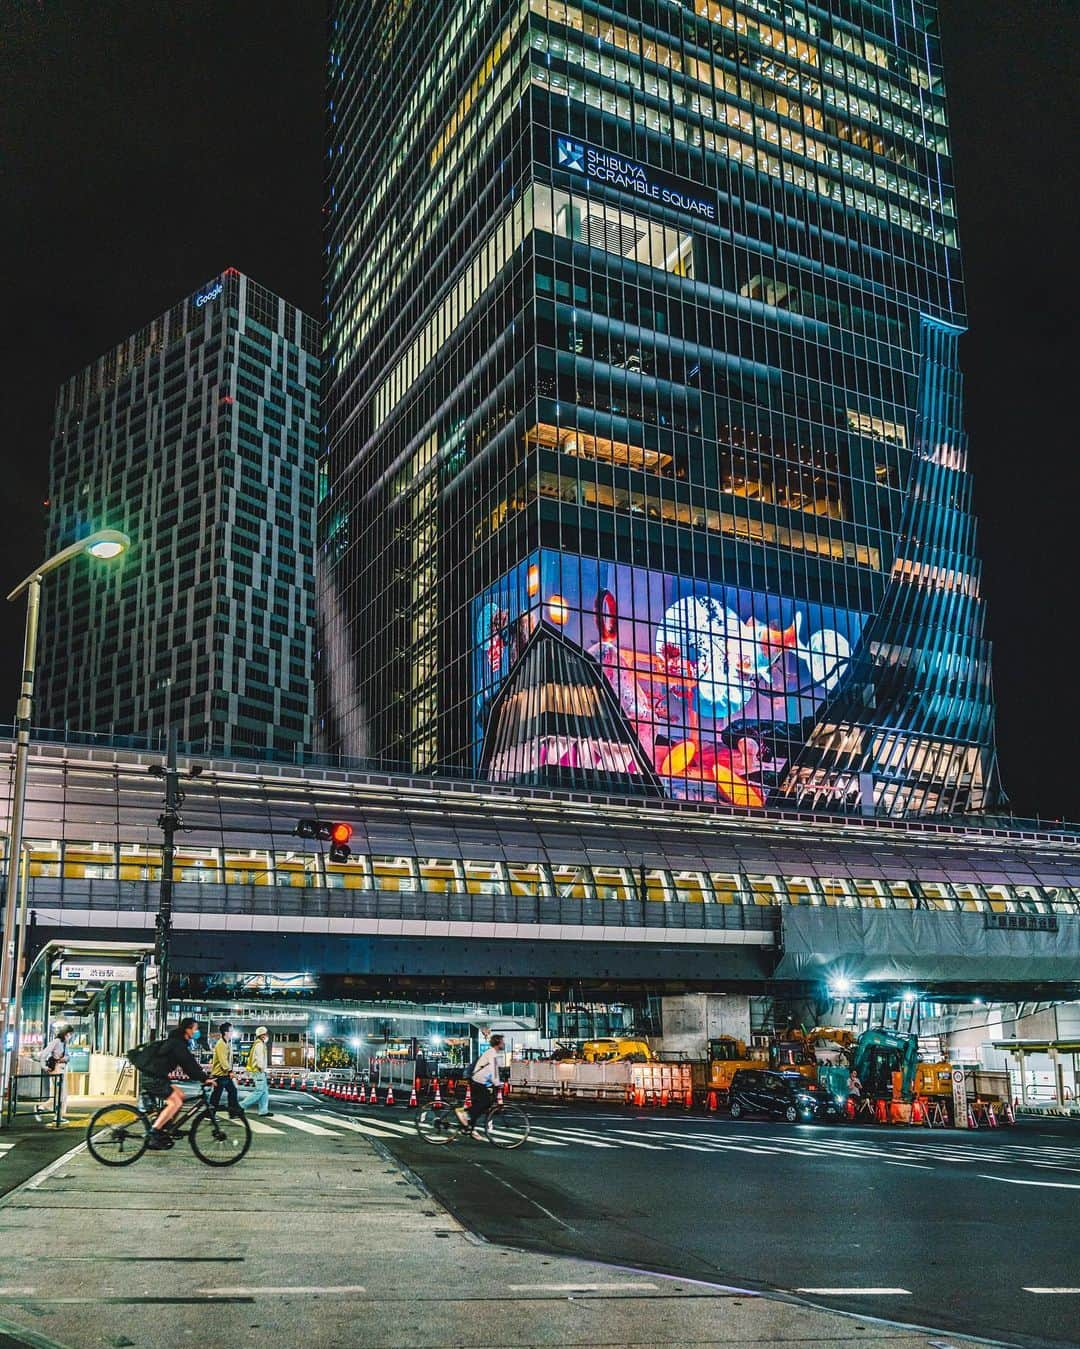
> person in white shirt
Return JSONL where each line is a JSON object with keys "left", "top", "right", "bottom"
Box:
{"left": 240, "top": 1026, "right": 273, "bottom": 1117}
{"left": 456, "top": 1033, "right": 505, "bottom": 1131}
{"left": 40, "top": 1026, "right": 71, "bottom": 1120}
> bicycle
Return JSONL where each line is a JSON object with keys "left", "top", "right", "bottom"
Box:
{"left": 86, "top": 1082, "right": 252, "bottom": 1167}
{"left": 415, "top": 1096, "right": 530, "bottom": 1149}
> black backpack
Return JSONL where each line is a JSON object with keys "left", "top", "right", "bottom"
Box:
{"left": 127, "top": 1038, "right": 169, "bottom": 1074}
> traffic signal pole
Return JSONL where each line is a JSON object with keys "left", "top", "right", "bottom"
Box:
{"left": 155, "top": 730, "right": 180, "bottom": 1034}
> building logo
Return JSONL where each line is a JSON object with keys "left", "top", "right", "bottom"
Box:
{"left": 194, "top": 280, "right": 224, "bottom": 308}
{"left": 556, "top": 137, "right": 586, "bottom": 173}
{"left": 553, "top": 136, "right": 717, "bottom": 223}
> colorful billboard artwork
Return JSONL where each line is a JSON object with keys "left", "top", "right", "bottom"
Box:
{"left": 472, "top": 551, "right": 866, "bottom": 806}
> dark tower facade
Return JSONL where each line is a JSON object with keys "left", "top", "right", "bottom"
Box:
{"left": 321, "top": 0, "right": 998, "bottom": 817}
{"left": 43, "top": 270, "right": 320, "bottom": 757}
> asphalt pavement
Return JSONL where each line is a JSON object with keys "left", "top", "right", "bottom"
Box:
{"left": 302, "top": 1093, "right": 1080, "bottom": 1349}
{"left": 0, "top": 1093, "right": 988, "bottom": 1349}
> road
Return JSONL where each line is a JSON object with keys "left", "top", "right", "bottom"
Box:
{"left": 277, "top": 1092, "right": 1080, "bottom": 1349}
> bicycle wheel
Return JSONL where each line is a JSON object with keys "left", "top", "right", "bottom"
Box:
{"left": 86, "top": 1103, "right": 149, "bottom": 1166}
{"left": 485, "top": 1104, "right": 530, "bottom": 1149}
{"left": 189, "top": 1109, "right": 252, "bottom": 1166}
{"left": 416, "top": 1104, "right": 459, "bottom": 1145}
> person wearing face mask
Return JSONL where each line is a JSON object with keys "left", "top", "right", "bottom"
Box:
{"left": 134, "top": 1017, "right": 217, "bottom": 1151}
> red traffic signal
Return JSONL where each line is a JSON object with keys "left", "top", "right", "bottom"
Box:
{"left": 330, "top": 822, "right": 353, "bottom": 846}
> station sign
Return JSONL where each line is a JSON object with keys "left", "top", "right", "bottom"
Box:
{"left": 951, "top": 1066, "right": 968, "bottom": 1129}
{"left": 554, "top": 135, "right": 718, "bottom": 223}
{"left": 59, "top": 961, "right": 138, "bottom": 983}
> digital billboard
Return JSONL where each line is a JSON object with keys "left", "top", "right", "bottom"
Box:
{"left": 473, "top": 551, "right": 867, "bottom": 807}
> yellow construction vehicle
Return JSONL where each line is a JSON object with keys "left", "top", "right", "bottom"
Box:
{"left": 706, "top": 1036, "right": 766, "bottom": 1097}
{"left": 580, "top": 1037, "right": 656, "bottom": 1063}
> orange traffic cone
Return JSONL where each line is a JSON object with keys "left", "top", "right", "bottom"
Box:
{"left": 408, "top": 1080, "right": 418, "bottom": 1109}
{"left": 911, "top": 1097, "right": 924, "bottom": 1125}
{"left": 875, "top": 1098, "right": 888, "bottom": 1125}
{"left": 635, "top": 1084, "right": 645, "bottom": 1108}
{"left": 496, "top": 1085, "right": 504, "bottom": 1105}
{"left": 464, "top": 1081, "right": 472, "bottom": 1109}
{"left": 707, "top": 1090, "right": 718, "bottom": 1113}
{"left": 660, "top": 1089, "right": 670, "bottom": 1108}
{"left": 386, "top": 1084, "right": 395, "bottom": 1107}
{"left": 433, "top": 1079, "right": 443, "bottom": 1107}
{"left": 684, "top": 1088, "right": 693, "bottom": 1110}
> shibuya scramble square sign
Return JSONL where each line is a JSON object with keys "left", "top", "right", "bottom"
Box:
{"left": 556, "top": 135, "right": 718, "bottom": 222}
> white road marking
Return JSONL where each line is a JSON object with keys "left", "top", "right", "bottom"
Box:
{"left": 530, "top": 1128, "right": 616, "bottom": 1148}
{"left": 507, "top": 1282, "right": 657, "bottom": 1293}
{"left": 271, "top": 1115, "right": 341, "bottom": 1137}
{"left": 246, "top": 1119, "right": 285, "bottom": 1135}
{"left": 197, "top": 1285, "right": 367, "bottom": 1297}
{"left": 978, "top": 1175, "right": 1080, "bottom": 1190}
{"left": 307, "top": 1114, "right": 399, "bottom": 1137}
{"left": 797, "top": 1287, "right": 911, "bottom": 1296}
{"left": 1023, "top": 1288, "right": 1080, "bottom": 1294}
{"left": 883, "top": 1160, "right": 932, "bottom": 1170}
{"left": 345, "top": 1116, "right": 418, "bottom": 1136}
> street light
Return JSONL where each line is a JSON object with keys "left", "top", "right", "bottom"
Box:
{"left": 1, "top": 529, "right": 130, "bottom": 1122}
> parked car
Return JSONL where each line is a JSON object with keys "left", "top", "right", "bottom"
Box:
{"left": 728, "top": 1069, "right": 841, "bottom": 1123}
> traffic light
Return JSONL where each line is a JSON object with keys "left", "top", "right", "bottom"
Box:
{"left": 329, "top": 821, "right": 353, "bottom": 864}
{"left": 295, "top": 818, "right": 353, "bottom": 863}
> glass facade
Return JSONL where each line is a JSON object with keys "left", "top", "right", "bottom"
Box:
{"left": 321, "top": 0, "right": 998, "bottom": 817}
{"left": 42, "top": 271, "right": 320, "bottom": 757}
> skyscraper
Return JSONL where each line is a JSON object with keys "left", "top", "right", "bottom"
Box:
{"left": 321, "top": 0, "right": 998, "bottom": 817}
{"left": 42, "top": 269, "right": 320, "bottom": 757}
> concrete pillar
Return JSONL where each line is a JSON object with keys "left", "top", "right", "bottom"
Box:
{"left": 659, "top": 995, "right": 751, "bottom": 1057}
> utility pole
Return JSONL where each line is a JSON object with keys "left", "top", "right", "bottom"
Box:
{"left": 154, "top": 729, "right": 181, "bottom": 1034}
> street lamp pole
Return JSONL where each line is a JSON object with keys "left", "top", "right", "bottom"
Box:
{"left": 1, "top": 530, "right": 130, "bottom": 1123}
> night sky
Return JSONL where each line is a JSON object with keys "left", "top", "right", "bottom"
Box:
{"left": 2, "top": 1, "right": 1077, "bottom": 820}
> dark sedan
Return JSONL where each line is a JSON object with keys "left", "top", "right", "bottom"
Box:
{"left": 728, "top": 1069, "right": 841, "bottom": 1123}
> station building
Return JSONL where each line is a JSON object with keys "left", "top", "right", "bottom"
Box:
{"left": 3, "top": 734, "right": 1077, "bottom": 1103}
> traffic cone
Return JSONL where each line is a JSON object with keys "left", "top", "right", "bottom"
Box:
{"left": 875, "top": 1098, "right": 888, "bottom": 1125}
{"left": 386, "top": 1084, "right": 395, "bottom": 1107}
{"left": 635, "top": 1084, "right": 645, "bottom": 1108}
{"left": 660, "top": 1089, "right": 669, "bottom": 1108}
{"left": 684, "top": 1088, "right": 693, "bottom": 1110}
{"left": 707, "top": 1090, "right": 718, "bottom": 1113}
{"left": 496, "top": 1085, "right": 504, "bottom": 1105}
{"left": 967, "top": 1105, "right": 977, "bottom": 1129}
{"left": 408, "top": 1080, "right": 418, "bottom": 1109}
{"left": 433, "top": 1079, "right": 443, "bottom": 1107}
{"left": 464, "top": 1081, "right": 472, "bottom": 1109}
{"left": 360, "top": 1083, "right": 368, "bottom": 1104}
{"left": 987, "top": 1104, "right": 997, "bottom": 1128}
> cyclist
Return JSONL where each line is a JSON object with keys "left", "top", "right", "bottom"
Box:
{"left": 138, "top": 1018, "right": 217, "bottom": 1151}
{"left": 455, "top": 1033, "right": 505, "bottom": 1132}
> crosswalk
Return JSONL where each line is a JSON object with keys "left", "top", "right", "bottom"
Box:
{"left": 255, "top": 1106, "right": 1080, "bottom": 1182}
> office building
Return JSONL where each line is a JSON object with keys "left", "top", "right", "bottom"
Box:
{"left": 41, "top": 269, "right": 320, "bottom": 756}
{"left": 321, "top": 0, "right": 998, "bottom": 816}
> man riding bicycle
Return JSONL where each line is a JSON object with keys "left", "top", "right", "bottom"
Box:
{"left": 135, "top": 1018, "right": 216, "bottom": 1151}
{"left": 456, "top": 1033, "right": 505, "bottom": 1132}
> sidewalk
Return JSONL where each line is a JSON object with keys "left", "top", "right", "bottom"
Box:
{"left": 0, "top": 1124, "right": 1000, "bottom": 1349}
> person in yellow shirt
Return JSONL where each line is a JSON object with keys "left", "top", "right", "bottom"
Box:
{"left": 208, "top": 1022, "right": 244, "bottom": 1118}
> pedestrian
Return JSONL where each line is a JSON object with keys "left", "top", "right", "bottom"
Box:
{"left": 39, "top": 1024, "right": 71, "bottom": 1121}
{"left": 241, "top": 1026, "right": 273, "bottom": 1117}
{"left": 209, "top": 1022, "right": 245, "bottom": 1118}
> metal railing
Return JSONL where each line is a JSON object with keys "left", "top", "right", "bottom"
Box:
{"left": 25, "top": 878, "right": 778, "bottom": 933}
